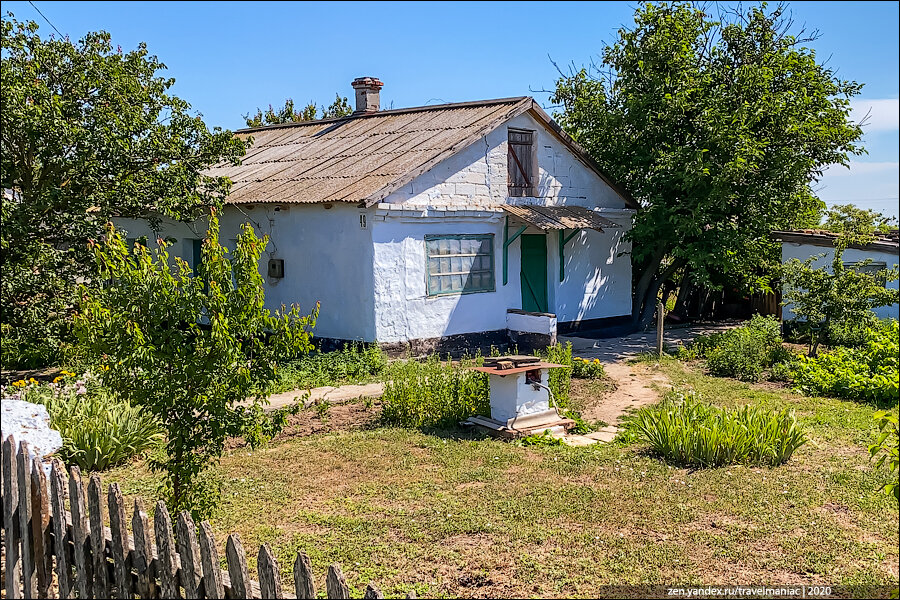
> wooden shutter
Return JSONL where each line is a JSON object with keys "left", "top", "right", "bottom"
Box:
{"left": 508, "top": 129, "right": 534, "bottom": 197}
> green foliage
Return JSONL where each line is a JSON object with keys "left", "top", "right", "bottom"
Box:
{"left": 517, "top": 430, "right": 565, "bottom": 448}
{"left": 1, "top": 14, "right": 246, "bottom": 369}
{"left": 676, "top": 332, "right": 725, "bottom": 361}
{"left": 537, "top": 342, "right": 573, "bottom": 408}
{"left": 782, "top": 241, "right": 898, "bottom": 355}
{"left": 790, "top": 321, "right": 899, "bottom": 406}
{"left": 21, "top": 376, "right": 163, "bottom": 471}
{"left": 244, "top": 94, "right": 353, "bottom": 128}
{"left": 572, "top": 356, "right": 606, "bottom": 379}
{"left": 275, "top": 342, "right": 386, "bottom": 392}
{"left": 74, "top": 215, "right": 317, "bottom": 513}
{"left": 868, "top": 411, "right": 899, "bottom": 501}
{"left": 821, "top": 204, "right": 898, "bottom": 236}
{"left": 381, "top": 355, "right": 489, "bottom": 429}
{"left": 313, "top": 400, "right": 330, "bottom": 422}
{"left": 552, "top": 2, "right": 863, "bottom": 324}
{"left": 698, "top": 316, "right": 786, "bottom": 381}
{"left": 632, "top": 389, "right": 807, "bottom": 467}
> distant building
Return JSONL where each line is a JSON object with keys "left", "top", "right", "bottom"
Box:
{"left": 117, "top": 78, "right": 637, "bottom": 353}
{"left": 773, "top": 229, "right": 900, "bottom": 321}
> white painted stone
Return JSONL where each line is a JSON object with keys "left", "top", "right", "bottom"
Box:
{"left": 507, "top": 311, "right": 557, "bottom": 335}
{"left": 1, "top": 398, "right": 63, "bottom": 472}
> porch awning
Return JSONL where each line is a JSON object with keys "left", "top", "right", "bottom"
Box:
{"left": 502, "top": 205, "right": 620, "bottom": 231}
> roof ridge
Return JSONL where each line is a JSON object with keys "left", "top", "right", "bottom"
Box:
{"left": 235, "top": 97, "right": 531, "bottom": 134}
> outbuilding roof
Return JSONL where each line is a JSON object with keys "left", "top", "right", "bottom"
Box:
{"left": 772, "top": 229, "right": 900, "bottom": 253}
{"left": 208, "top": 97, "right": 637, "bottom": 209}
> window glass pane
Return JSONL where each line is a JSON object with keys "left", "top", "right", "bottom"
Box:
{"left": 425, "top": 235, "right": 495, "bottom": 296}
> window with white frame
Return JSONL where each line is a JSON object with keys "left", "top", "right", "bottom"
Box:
{"left": 844, "top": 260, "right": 889, "bottom": 286}
{"left": 425, "top": 234, "right": 495, "bottom": 296}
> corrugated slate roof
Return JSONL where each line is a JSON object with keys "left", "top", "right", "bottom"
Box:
{"left": 502, "top": 205, "right": 621, "bottom": 231}
{"left": 208, "top": 97, "right": 533, "bottom": 206}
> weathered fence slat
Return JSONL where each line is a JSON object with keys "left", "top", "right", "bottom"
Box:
{"left": 258, "top": 543, "right": 283, "bottom": 599}
{"left": 107, "top": 483, "right": 132, "bottom": 599}
{"left": 327, "top": 564, "right": 351, "bottom": 600}
{"left": 364, "top": 582, "right": 385, "bottom": 599}
{"left": 50, "top": 459, "right": 72, "bottom": 599}
{"left": 153, "top": 501, "right": 180, "bottom": 600}
{"left": 3, "top": 436, "right": 23, "bottom": 600}
{"left": 225, "top": 533, "right": 251, "bottom": 599}
{"left": 88, "top": 475, "right": 110, "bottom": 599}
{"left": 132, "top": 499, "right": 154, "bottom": 599}
{"left": 17, "top": 442, "right": 35, "bottom": 598}
{"left": 199, "top": 521, "right": 225, "bottom": 599}
{"left": 30, "top": 458, "right": 52, "bottom": 599}
{"left": 176, "top": 510, "right": 203, "bottom": 599}
{"left": 68, "top": 465, "right": 92, "bottom": 599}
{"left": 293, "top": 551, "right": 316, "bottom": 599}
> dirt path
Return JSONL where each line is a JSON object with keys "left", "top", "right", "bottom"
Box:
{"left": 580, "top": 362, "right": 671, "bottom": 426}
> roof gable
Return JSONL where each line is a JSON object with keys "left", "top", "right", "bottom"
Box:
{"left": 209, "top": 97, "right": 636, "bottom": 209}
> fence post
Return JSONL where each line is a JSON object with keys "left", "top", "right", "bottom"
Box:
{"left": 225, "top": 533, "right": 251, "bottom": 599}
{"left": 258, "top": 543, "right": 283, "bottom": 599}
{"left": 656, "top": 300, "right": 665, "bottom": 359}
{"left": 88, "top": 475, "right": 110, "bottom": 599}
{"left": 293, "top": 551, "right": 316, "bottom": 599}
{"left": 69, "top": 466, "right": 92, "bottom": 599}
{"left": 107, "top": 483, "right": 132, "bottom": 599}
{"left": 364, "top": 582, "right": 385, "bottom": 599}
{"left": 199, "top": 521, "right": 225, "bottom": 599}
{"left": 3, "top": 436, "right": 22, "bottom": 599}
{"left": 29, "top": 458, "right": 52, "bottom": 599}
{"left": 153, "top": 501, "right": 180, "bottom": 600}
{"left": 131, "top": 499, "right": 154, "bottom": 599}
{"left": 176, "top": 511, "right": 203, "bottom": 599}
{"left": 17, "top": 442, "right": 35, "bottom": 598}
{"left": 50, "top": 459, "right": 72, "bottom": 599}
{"left": 326, "top": 564, "right": 351, "bottom": 600}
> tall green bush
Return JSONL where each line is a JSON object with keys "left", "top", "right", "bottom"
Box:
{"left": 381, "top": 355, "right": 489, "bottom": 428}
{"left": 632, "top": 389, "right": 807, "bottom": 467}
{"left": 705, "top": 315, "right": 786, "bottom": 381}
{"left": 275, "top": 342, "right": 386, "bottom": 391}
{"left": 538, "top": 342, "right": 573, "bottom": 408}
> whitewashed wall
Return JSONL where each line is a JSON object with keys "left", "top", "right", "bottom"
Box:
{"left": 385, "top": 112, "right": 625, "bottom": 210}
{"left": 115, "top": 203, "right": 376, "bottom": 342}
{"left": 781, "top": 242, "right": 900, "bottom": 321}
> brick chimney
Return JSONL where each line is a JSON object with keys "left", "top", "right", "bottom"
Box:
{"left": 351, "top": 77, "right": 383, "bottom": 114}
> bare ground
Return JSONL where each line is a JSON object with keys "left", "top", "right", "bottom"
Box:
{"left": 578, "top": 362, "right": 670, "bottom": 426}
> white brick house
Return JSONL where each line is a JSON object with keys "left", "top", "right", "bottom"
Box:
{"left": 117, "top": 78, "right": 637, "bottom": 352}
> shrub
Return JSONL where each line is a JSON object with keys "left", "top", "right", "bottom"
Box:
{"left": 20, "top": 376, "right": 163, "bottom": 471}
{"left": 275, "top": 342, "right": 386, "bottom": 391}
{"left": 572, "top": 356, "right": 606, "bottom": 379}
{"left": 705, "top": 315, "right": 785, "bottom": 381}
{"left": 869, "top": 411, "right": 899, "bottom": 501}
{"left": 791, "top": 320, "right": 899, "bottom": 406}
{"left": 381, "top": 355, "right": 489, "bottom": 428}
{"left": 676, "top": 331, "right": 724, "bottom": 360}
{"left": 632, "top": 389, "right": 807, "bottom": 467}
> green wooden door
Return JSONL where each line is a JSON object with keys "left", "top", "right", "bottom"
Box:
{"left": 520, "top": 234, "right": 548, "bottom": 313}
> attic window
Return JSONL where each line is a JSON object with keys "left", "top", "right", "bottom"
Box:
{"left": 508, "top": 128, "right": 535, "bottom": 197}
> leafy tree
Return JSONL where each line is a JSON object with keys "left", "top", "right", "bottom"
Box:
{"left": 869, "top": 411, "right": 899, "bottom": 501}
{"left": 821, "top": 203, "right": 897, "bottom": 236}
{"left": 243, "top": 93, "right": 353, "bottom": 128}
{"left": 1, "top": 14, "right": 245, "bottom": 368}
{"left": 75, "top": 215, "right": 318, "bottom": 514}
{"left": 551, "top": 2, "right": 864, "bottom": 326}
{"left": 781, "top": 234, "right": 898, "bottom": 355}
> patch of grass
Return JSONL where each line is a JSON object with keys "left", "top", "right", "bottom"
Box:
{"left": 103, "top": 364, "right": 899, "bottom": 597}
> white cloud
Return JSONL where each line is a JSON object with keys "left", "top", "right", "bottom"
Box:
{"left": 850, "top": 99, "right": 899, "bottom": 133}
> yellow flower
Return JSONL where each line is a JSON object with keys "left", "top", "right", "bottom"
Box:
{"left": 53, "top": 376, "right": 63, "bottom": 383}
{"left": 28, "top": 378, "right": 38, "bottom": 384}
{"left": 12, "top": 380, "right": 26, "bottom": 387}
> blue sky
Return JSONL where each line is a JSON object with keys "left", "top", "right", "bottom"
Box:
{"left": 5, "top": 0, "right": 899, "bottom": 219}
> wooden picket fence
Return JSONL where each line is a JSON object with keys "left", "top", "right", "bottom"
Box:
{"left": 1, "top": 435, "right": 410, "bottom": 599}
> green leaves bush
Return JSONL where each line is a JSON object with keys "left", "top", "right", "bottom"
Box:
{"left": 632, "top": 389, "right": 807, "bottom": 467}
{"left": 24, "top": 378, "right": 163, "bottom": 471}
{"left": 684, "top": 315, "right": 787, "bottom": 382}
{"left": 381, "top": 355, "right": 489, "bottom": 428}
{"left": 791, "top": 320, "right": 899, "bottom": 406}
{"left": 572, "top": 356, "right": 606, "bottom": 379}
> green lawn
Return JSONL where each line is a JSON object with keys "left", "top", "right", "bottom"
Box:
{"left": 105, "top": 361, "right": 899, "bottom": 598}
